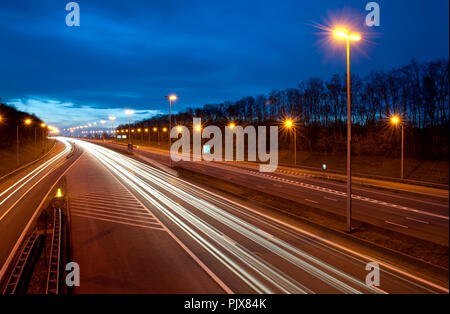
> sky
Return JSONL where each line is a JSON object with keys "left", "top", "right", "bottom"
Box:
{"left": 0, "top": 0, "right": 448, "bottom": 129}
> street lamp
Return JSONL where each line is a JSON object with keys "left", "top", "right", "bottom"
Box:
{"left": 100, "top": 120, "right": 106, "bottom": 141}
{"left": 17, "top": 119, "right": 33, "bottom": 166}
{"left": 333, "top": 27, "right": 361, "bottom": 233}
{"left": 109, "top": 116, "right": 116, "bottom": 143}
{"left": 391, "top": 115, "right": 405, "bottom": 180}
{"left": 153, "top": 127, "right": 160, "bottom": 146}
{"left": 125, "top": 110, "right": 134, "bottom": 145}
{"left": 284, "top": 119, "right": 296, "bottom": 166}
{"left": 165, "top": 95, "right": 177, "bottom": 167}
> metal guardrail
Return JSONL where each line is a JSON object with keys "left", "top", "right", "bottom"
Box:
{"left": 2, "top": 229, "right": 40, "bottom": 294}
{"left": 46, "top": 208, "right": 62, "bottom": 294}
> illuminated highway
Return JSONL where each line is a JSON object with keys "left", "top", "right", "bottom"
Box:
{"left": 63, "top": 139, "right": 448, "bottom": 294}
{"left": 93, "top": 140, "right": 450, "bottom": 246}
{"left": 0, "top": 138, "right": 75, "bottom": 281}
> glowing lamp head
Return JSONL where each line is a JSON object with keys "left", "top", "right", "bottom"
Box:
{"left": 391, "top": 116, "right": 400, "bottom": 125}
{"left": 334, "top": 28, "right": 361, "bottom": 41}
{"left": 285, "top": 119, "right": 293, "bottom": 128}
{"left": 195, "top": 125, "right": 202, "bottom": 132}
{"left": 177, "top": 126, "right": 183, "bottom": 132}
{"left": 125, "top": 110, "right": 134, "bottom": 116}
{"left": 349, "top": 34, "right": 361, "bottom": 41}
{"left": 229, "top": 122, "right": 235, "bottom": 129}
{"left": 334, "top": 29, "right": 349, "bottom": 39}
{"left": 163, "top": 127, "right": 167, "bottom": 132}
{"left": 109, "top": 116, "right": 116, "bottom": 121}
{"left": 25, "top": 119, "right": 32, "bottom": 125}
{"left": 153, "top": 127, "right": 157, "bottom": 132}
{"left": 167, "top": 95, "right": 177, "bottom": 101}
{"left": 41, "top": 123, "right": 46, "bottom": 128}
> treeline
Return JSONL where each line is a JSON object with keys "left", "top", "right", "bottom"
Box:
{"left": 0, "top": 103, "right": 45, "bottom": 149}
{"left": 127, "top": 59, "right": 449, "bottom": 160}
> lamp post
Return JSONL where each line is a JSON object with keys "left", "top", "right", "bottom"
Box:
{"left": 153, "top": 127, "right": 159, "bottom": 146}
{"left": 109, "top": 116, "right": 116, "bottom": 143}
{"left": 165, "top": 95, "right": 177, "bottom": 167}
{"left": 16, "top": 119, "right": 32, "bottom": 166}
{"left": 40, "top": 123, "right": 46, "bottom": 152}
{"left": 391, "top": 116, "right": 405, "bottom": 180}
{"left": 125, "top": 110, "right": 134, "bottom": 145}
{"left": 100, "top": 120, "right": 106, "bottom": 141}
{"left": 333, "top": 28, "right": 361, "bottom": 233}
{"left": 284, "top": 119, "right": 296, "bottom": 166}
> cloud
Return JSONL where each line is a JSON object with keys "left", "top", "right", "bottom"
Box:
{"left": 8, "top": 97, "right": 161, "bottom": 128}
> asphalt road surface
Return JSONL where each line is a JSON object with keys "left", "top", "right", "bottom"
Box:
{"left": 94, "top": 140, "right": 449, "bottom": 246}
{"left": 0, "top": 138, "right": 78, "bottom": 282}
{"left": 62, "top": 139, "right": 448, "bottom": 294}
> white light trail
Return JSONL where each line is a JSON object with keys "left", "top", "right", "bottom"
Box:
{"left": 68, "top": 139, "right": 388, "bottom": 294}
{"left": 0, "top": 138, "right": 72, "bottom": 221}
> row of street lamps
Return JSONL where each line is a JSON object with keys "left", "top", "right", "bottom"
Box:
{"left": 0, "top": 115, "right": 55, "bottom": 166}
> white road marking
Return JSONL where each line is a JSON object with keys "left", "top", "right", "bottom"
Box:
{"left": 0, "top": 139, "right": 77, "bottom": 281}
{"left": 385, "top": 221, "right": 409, "bottom": 229}
{"left": 72, "top": 213, "right": 165, "bottom": 231}
{"left": 406, "top": 217, "right": 430, "bottom": 225}
{"left": 139, "top": 164, "right": 450, "bottom": 294}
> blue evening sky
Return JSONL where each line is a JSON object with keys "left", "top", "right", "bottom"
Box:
{"left": 0, "top": 0, "right": 448, "bottom": 128}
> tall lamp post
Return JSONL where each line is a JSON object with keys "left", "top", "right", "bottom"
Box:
{"left": 165, "top": 95, "right": 177, "bottom": 167}
{"left": 100, "top": 120, "right": 106, "bottom": 141}
{"left": 109, "top": 116, "right": 116, "bottom": 143}
{"left": 17, "top": 119, "right": 32, "bottom": 166}
{"left": 333, "top": 28, "right": 361, "bottom": 233}
{"left": 153, "top": 127, "right": 160, "bottom": 146}
{"left": 284, "top": 119, "right": 296, "bottom": 166}
{"left": 391, "top": 116, "right": 405, "bottom": 180}
{"left": 40, "top": 123, "right": 47, "bottom": 152}
{"left": 125, "top": 110, "right": 134, "bottom": 145}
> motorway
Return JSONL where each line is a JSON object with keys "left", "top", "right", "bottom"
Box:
{"left": 0, "top": 137, "right": 447, "bottom": 293}
{"left": 62, "top": 139, "right": 448, "bottom": 293}
{"left": 0, "top": 138, "right": 78, "bottom": 282}
{"left": 94, "top": 140, "right": 449, "bottom": 246}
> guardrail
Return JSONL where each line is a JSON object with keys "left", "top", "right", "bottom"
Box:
{"left": 46, "top": 207, "right": 62, "bottom": 294}
{"left": 2, "top": 229, "right": 40, "bottom": 294}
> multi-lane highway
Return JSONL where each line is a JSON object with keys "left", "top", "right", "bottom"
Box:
{"left": 0, "top": 138, "right": 78, "bottom": 282}
{"left": 61, "top": 139, "right": 448, "bottom": 294}
{"left": 93, "top": 140, "right": 449, "bottom": 246}
{"left": 0, "top": 137, "right": 448, "bottom": 294}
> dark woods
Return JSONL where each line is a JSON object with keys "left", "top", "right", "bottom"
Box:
{"left": 0, "top": 103, "right": 44, "bottom": 149}
{"left": 128, "top": 59, "right": 449, "bottom": 160}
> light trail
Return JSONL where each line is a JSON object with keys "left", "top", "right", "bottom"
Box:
{"left": 0, "top": 138, "right": 72, "bottom": 221}
{"left": 71, "top": 139, "right": 389, "bottom": 294}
